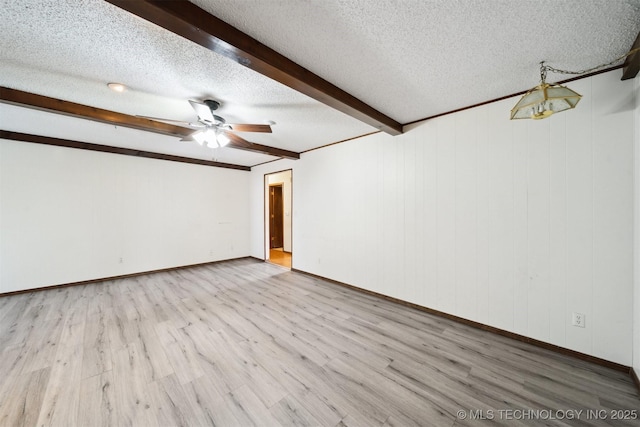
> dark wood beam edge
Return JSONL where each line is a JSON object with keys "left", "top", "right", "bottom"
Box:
{"left": 0, "top": 86, "right": 300, "bottom": 160}
{"left": 622, "top": 30, "right": 640, "bottom": 80}
{"left": 225, "top": 131, "right": 299, "bottom": 159}
{"left": 0, "top": 130, "right": 250, "bottom": 171}
{"left": 0, "top": 86, "right": 192, "bottom": 137}
{"left": 103, "top": 0, "right": 402, "bottom": 136}
{"left": 230, "top": 141, "right": 299, "bottom": 159}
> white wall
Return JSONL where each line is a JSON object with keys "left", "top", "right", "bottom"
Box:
{"left": 267, "top": 170, "right": 293, "bottom": 252}
{"left": 634, "top": 74, "right": 640, "bottom": 377}
{"left": 252, "top": 70, "right": 635, "bottom": 366}
{"left": 0, "top": 139, "right": 250, "bottom": 293}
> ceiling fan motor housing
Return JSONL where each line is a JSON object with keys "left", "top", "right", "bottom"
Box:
{"left": 204, "top": 99, "right": 220, "bottom": 111}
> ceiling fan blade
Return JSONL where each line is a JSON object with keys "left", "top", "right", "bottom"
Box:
{"left": 227, "top": 123, "right": 272, "bottom": 133}
{"left": 137, "top": 115, "right": 205, "bottom": 128}
{"left": 223, "top": 131, "right": 253, "bottom": 148}
{"left": 188, "top": 100, "right": 216, "bottom": 123}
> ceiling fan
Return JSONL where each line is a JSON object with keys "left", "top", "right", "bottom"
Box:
{"left": 140, "top": 99, "right": 272, "bottom": 148}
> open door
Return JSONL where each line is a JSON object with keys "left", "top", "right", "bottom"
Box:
{"left": 265, "top": 170, "right": 292, "bottom": 268}
{"left": 269, "top": 184, "right": 284, "bottom": 248}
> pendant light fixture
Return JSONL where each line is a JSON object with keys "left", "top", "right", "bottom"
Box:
{"left": 511, "top": 47, "right": 640, "bottom": 120}
{"left": 510, "top": 62, "right": 581, "bottom": 120}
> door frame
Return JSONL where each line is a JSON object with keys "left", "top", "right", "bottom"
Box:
{"left": 264, "top": 169, "right": 293, "bottom": 264}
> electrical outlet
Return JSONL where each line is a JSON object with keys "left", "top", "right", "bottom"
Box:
{"left": 572, "top": 312, "right": 585, "bottom": 328}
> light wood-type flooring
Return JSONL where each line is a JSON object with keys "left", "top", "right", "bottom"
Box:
{"left": 269, "top": 248, "right": 292, "bottom": 268}
{"left": 0, "top": 258, "right": 638, "bottom": 426}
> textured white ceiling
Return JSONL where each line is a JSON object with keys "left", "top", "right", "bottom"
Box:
{"left": 196, "top": 0, "right": 640, "bottom": 123}
{"left": 0, "top": 0, "right": 376, "bottom": 165}
{"left": 1, "top": 0, "right": 639, "bottom": 167}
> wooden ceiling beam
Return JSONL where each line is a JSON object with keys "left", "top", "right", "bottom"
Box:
{"left": 0, "top": 86, "right": 300, "bottom": 160}
{"left": 103, "top": 0, "right": 403, "bottom": 136}
{"left": 224, "top": 131, "right": 299, "bottom": 159}
{"left": 622, "top": 30, "right": 640, "bottom": 80}
{"left": 0, "top": 86, "right": 192, "bottom": 137}
{"left": 0, "top": 130, "right": 250, "bottom": 171}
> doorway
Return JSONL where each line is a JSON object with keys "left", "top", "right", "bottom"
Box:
{"left": 269, "top": 184, "right": 284, "bottom": 249}
{"left": 265, "top": 170, "right": 292, "bottom": 268}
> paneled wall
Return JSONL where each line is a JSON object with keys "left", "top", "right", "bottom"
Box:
{"left": 634, "top": 74, "right": 640, "bottom": 376}
{"left": 0, "top": 139, "right": 250, "bottom": 293}
{"left": 252, "top": 70, "right": 635, "bottom": 365}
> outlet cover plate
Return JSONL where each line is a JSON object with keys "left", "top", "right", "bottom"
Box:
{"left": 572, "top": 312, "right": 585, "bottom": 328}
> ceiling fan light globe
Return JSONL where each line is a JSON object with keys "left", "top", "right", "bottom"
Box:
{"left": 216, "top": 132, "right": 231, "bottom": 147}
{"left": 192, "top": 131, "right": 207, "bottom": 145}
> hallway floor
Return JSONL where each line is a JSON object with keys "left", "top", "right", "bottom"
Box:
{"left": 269, "top": 248, "right": 291, "bottom": 268}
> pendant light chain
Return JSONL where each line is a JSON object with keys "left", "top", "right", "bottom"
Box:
{"left": 541, "top": 47, "right": 640, "bottom": 79}
{"left": 539, "top": 62, "right": 548, "bottom": 83}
